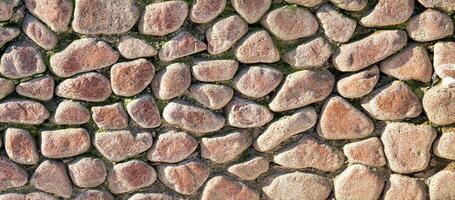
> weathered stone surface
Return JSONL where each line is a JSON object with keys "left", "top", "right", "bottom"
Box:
{"left": 4, "top": 128, "right": 39, "bottom": 165}
{"left": 383, "top": 174, "right": 427, "bottom": 200}
{"left": 24, "top": 0, "right": 73, "bottom": 32}
{"left": 234, "top": 30, "right": 280, "bottom": 63}
{"left": 331, "top": 0, "right": 368, "bottom": 11}
{"left": 334, "top": 164, "right": 384, "bottom": 200}
{"left": 225, "top": 97, "right": 273, "bottom": 128}
{"left": 0, "top": 78, "right": 14, "bottom": 100}
{"left": 111, "top": 59, "right": 155, "bottom": 97}
{"left": 428, "top": 170, "right": 455, "bottom": 200}
{"left": 333, "top": 30, "right": 407, "bottom": 72}
{"left": 117, "top": 36, "right": 158, "bottom": 59}
{"left": 418, "top": 0, "right": 455, "bottom": 11}
{"left": 163, "top": 101, "right": 225, "bottom": 135}
{"left": 55, "top": 72, "right": 112, "bottom": 102}
{"left": 434, "top": 41, "right": 455, "bottom": 87}
{"left": 27, "top": 192, "right": 58, "bottom": 200}
{"left": 201, "top": 132, "right": 252, "bottom": 163}
{"left": 343, "top": 137, "right": 386, "bottom": 167}
{"left": 50, "top": 38, "right": 119, "bottom": 77}
{"left": 269, "top": 69, "right": 335, "bottom": 112}
{"left": 22, "top": 14, "right": 58, "bottom": 50}
{"left": 423, "top": 85, "right": 455, "bottom": 125}
{"left": 201, "top": 176, "right": 259, "bottom": 200}
{"left": 361, "top": 81, "right": 422, "bottom": 120}
{"left": 435, "top": 62, "right": 455, "bottom": 88}
{"left": 0, "top": 0, "right": 19, "bottom": 21}
{"left": 126, "top": 95, "right": 161, "bottom": 128}
{"left": 191, "top": 60, "right": 239, "bottom": 82}
{"left": 30, "top": 160, "right": 72, "bottom": 198}
{"left": 72, "top": 0, "right": 139, "bottom": 35}
{"left": 107, "top": 160, "right": 157, "bottom": 194}
{"left": 228, "top": 157, "right": 269, "bottom": 180}
{"left": 273, "top": 136, "right": 345, "bottom": 172}
{"left": 284, "top": 37, "right": 332, "bottom": 69}
{"left": 318, "top": 96, "right": 374, "bottom": 140}
{"left": 159, "top": 32, "right": 207, "bottom": 62}
{"left": 360, "top": 0, "right": 414, "bottom": 27}
{"left": 94, "top": 130, "right": 153, "bottom": 162}
{"left": 139, "top": 1, "right": 189, "bottom": 36}
{"left": 147, "top": 130, "right": 197, "bottom": 163}
{"left": 382, "top": 122, "right": 437, "bottom": 173}
{"left": 0, "top": 193, "right": 23, "bottom": 200}
{"left": 92, "top": 103, "right": 129, "bottom": 130}
{"left": 190, "top": 0, "right": 225, "bottom": 23}
{"left": 0, "top": 42, "right": 46, "bottom": 79}
{"left": 206, "top": 15, "right": 248, "bottom": 55}
{"left": 0, "top": 27, "right": 20, "bottom": 49}
{"left": 316, "top": 4, "right": 356, "bottom": 43}
{"left": 337, "top": 66, "right": 379, "bottom": 98}
{"left": 128, "top": 193, "right": 173, "bottom": 200}
{"left": 232, "top": 65, "right": 283, "bottom": 98}
{"left": 75, "top": 190, "right": 114, "bottom": 200}
{"left": 230, "top": 0, "right": 271, "bottom": 24}
{"left": 0, "top": 156, "right": 28, "bottom": 191}
{"left": 152, "top": 63, "right": 191, "bottom": 100}
{"left": 406, "top": 9, "right": 453, "bottom": 42}
{"left": 261, "top": 6, "right": 318, "bottom": 41}
{"left": 434, "top": 131, "right": 455, "bottom": 160}
{"left": 254, "top": 107, "right": 317, "bottom": 152}
{"left": 52, "top": 100, "right": 90, "bottom": 125}
{"left": 158, "top": 161, "right": 210, "bottom": 195}
{"left": 286, "top": 0, "right": 323, "bottom": 6}
{"left": 262, "top": 172, "right": 332, "bottom": 200}
{"left": 15, "top": 76, "right": 54, "bottom": 101}
{"left": 189, "top": 83, "right": 234, "bottom": 109}
{"left": 68, "top": 158, "right": 107, "bottom": 188}
{"left": 41, "top": 128, "right": 91, "bottom": 158}
{"left": 0, "top": 100, "right": 49, "bottom": 125}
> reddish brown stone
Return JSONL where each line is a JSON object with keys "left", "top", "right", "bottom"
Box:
{"left": 92, "top": 103, "right": 129, "bottom": 130}
{"left": 190, "top": 0, "right": 225, "bottom": 23}
{"left": 30, "top": 160, "right": 72, "bottom": 198}
{"left": 94, "top": 130, "right": 153, "bottom": 162}
{"left": 201, "top": 176, "right": 259, "bottom": 200}
{"left": 55, "top": 72, "right": 112, "bottom": 102}
{"left": 75, "top": 190, "right": 114, "bottom": 200}
{"left": 151, "top": 63, "right": 191, "bottom": 100}
{"left": 232, "top": 65, "right": 283, "bottom": 98}
{"left": 228, "top": 157, "right": 269, "bottom": 180}
{"left": 52, "top": 100, "right": 90, "bottom": 125}
{"left": 201, "top": 132, "right": 252, "bottom": 163}
{"left": 15, "top": 76, "right": 54, "bottom": 101}
{"left": 107, "top": 160, "right": 157, "bottom": 194}
{"left": 22, "top": 14, "right": 58, "bottom": 50}
{"left": 126, "top": 95, "right": 161, "bottom": 128}
{"left": 111, "top": 59, "right": 155, "bottom": 97}
{"left": 225, "top": 97, "right": 273, "bottom": 128}
{"left": 360, "top": 0, "right": 414, "bottom": 27}
{"left": 24, "top": 0, "right": 73, "bottom": 32}
{"left": 139, "top": 1, "right": 189, "bottom": 36}
{"left": 0, "top": 42, "right": 46, "bottom": 79}
{"left": 191, "top": 60, "right": 239, "bottom": 82}
{"left": 147, "top": 130, "right": 198, "bottom": 163}
{"left": 68, "top": 158, "right": 107, "bottom": 188}
{"left": 4, "top": 128, "right": 39, "bottom": 165}
{"left": 0, "top": 100, "right": 50, "bottom": 125}
{"left": 41, "top": 128, "right": 91, "bottom": 159}
{"left": 158, "top": 32, "right": 207, "bottom": 62}
{"left": 206, "top": 15, "right": 248, "bottom": 55}
{"left": 0, "top": 156, "right": 28, "bottom": 191}
{"left": 343, "top": 137, "right": 386, "bottom": 167}
{"left": 157, "top": 161, "right": 210, "bottom": 195}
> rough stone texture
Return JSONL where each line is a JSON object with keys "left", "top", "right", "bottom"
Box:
{"left": 227, "top": 157, "right": 269, "bottom": 180}
{"left": 201, "top": 176, "right": 259, "bottom": 200}
{"left": 128, "top": 193, "right": 173, "bottom": 200}
{"left": 94, "top": 130, "right": 153, "bottom": 162}
{"left": 139, "top": 1, "right": 188, "bottom": 36}
{"left": 225, "top": 97, "right": 273, "bottom": 128}
{"left": 117, "top": 36, "right": 158, "bottom": 59}
{"left": 107, "top": 160, "right": 157, "bottom": 194}
{"left": 68, "top": 158, "right": 107, "bottom": 188}
{"left": 0, "top": 156, "right": 28, "bottom": 191}
{"left": 41, "top": 128, "right": 91, "bottom": 158}
{"left": 418, "top": 0, "right": 455, "bottom": 11}
{"left": 111, "top": 59, "right": 155, "bottom": 97}
{"left": 343, "top": 137, "right": 386, "bottom": 167}
{"left": 232, "top": 65, "right": 283, "bottom": 98}
{"left": 0, "top": 0, "right": 19, "bottom": 21}
{"left": 22, "top": 14, "right": 58, "bottom": 50}
{"left": 201, "top": 132, "right": 252, "bottom": 163}
{"left": 157, "top": 161, "right": 210, "bottom": 195}
{"left": 316, "top": 5, "right": 356, "bottom": 43}
{"left": 428, "top": 170, "right": 455, "bottom": 200}
{"left": 423, "top": 85, "right": 455, "bottom": 125}
{"left": 15, "top": 76, "right": 54, "bottom": 101}
{"left": 158, "top": 32, "right": 207, "bottom": 62}
{"left": 360, "top": 0, "right": 414, "bottom": 27}
{"left": 152, "top": 63, "right": 191, "bottom": 100}
{"left": 406, "top": 9, "right": 454, "bottom": 42}
{"left": 24, "top": 0, "right": 73, "bottom": 32}
{"left": 434, "top": 41, "right": 455, "bottom": 71}
{"left": 147, "top": 130, "right": 198, "bottom": 163}
{"left": 4, "top": 128, "right": 39, "bottom": 165}
{"left": 0, "top": 42, "right": 46, "bottom": 79}
{"left": 284, "top": 37, "right": 332, "bottom": 69}
{"left": 190, "top": 0, "right": 225, "bottom": 23}
{"left": 381, "top": 122, "right": 437, "bottom": 173}
{"left": 26, "top": 192, "right": 59, "bottom": 200}
{"left": 92, "top": 103, "right": 129, "bottom": 130}
{"left": 334, "top": 164, "right": 384, "bottom": 200}
{"left": 52, "top": 100, "right": 90, "bottom": 125}
{"left": 285, "top": 0, "right": 323, "bottom": 7}
{"left": 30, "top": 160, "right": 72, "bottom": 198}
{"left": 0, "top": 78, "right": 14, "bottom": 100}
{"left": 434, "top": 131, "right": 455, "bottom": 160}
{"left": 189, "top": 83, "right": 234, "bottom": 109}
{"left": 206, "top": 15, "right": 248, "bottom": 55}
{"left": 383, "top": 174, "right": 428, "bottom": 200}
{"left": 55, "top": 72, "right": 112, "bottom": 102}
{"left": 75, "top": 190, "right": 114, "bottom": 200}
{"left": 0, "top": 100, "right": 50, "bottom": 125}
{"left": 230, "top": 0, "right": 271, "bottom": 24}
{"left": 336, "top": 66, "right": 380, "bottom": 98}
{"left": 191, "top": 60, "right": 238, "bottom": 82}
{"left": 0, "top": 27, "right": 20, "bottom": 49}
{"left": 126, "top": 95, "right": 161, "bottom": 128}
{"left": 234, "top": 30, "right": 280, "bottom": 64}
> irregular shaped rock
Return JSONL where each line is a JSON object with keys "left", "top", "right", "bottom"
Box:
{"left": 0, "top": 193, "right": 23, "bottom": 200}
{"left": 0, "top": 78, "right": 14, "bottom": 100}
{"left": 360, "top": 0, "right": 414, "bottom": 27}
{"left": 117, "top": 36, "right": 157, "bottom": 59}
{"left": 434, "top": 131, "right": 455, "bottom": 160}
{"left": 126, "top": 95, "right": 161, "bottom": 128}
{"left": 15, "top": 76, "right": 54, "bottom": 101}
{"left": 24, "top": 0, "right": 73, "bottom": 32}
{"left": 158, "top": 32, "right": 207, "bottom": 62}
{"left": 30, "top": 160, "right": 72, "bottom": 198}
{"left": 435, "top": 62, "right": 455, "bottom": 88}
{"left": 147, "top": 130, "right": 198, "bottom": 163}
{"left": 4, "top": 128, "right": 39, "bottom": 165}
{"left": 0, "top": 42, "right": 46, "bottom": 79}
{"left": 111, "top": 59, "right": 155, "bottom": 97}
{"left": 316, "top": 4, "right": 357, "bottom": 43}
{"left": 50, "top": 38, "right": 119, "bottom": 77}
{"left": 434, "top": 41, "right": 455, "bottom": 76}
{"left": 261, "top": 6, "right": 318, "bottom": 41}
{"left": 343, "top": 137, "right": 386, "bottom": 167}
{"left": 52, "top": 100, "right": 90, "bottom": 125}
{"left": 318, "top": 96, "right": 374, "bottom": 140}
{"left": 262, "top": 172, "right": 332, "bottom": 200}
{"left": 152, "top": 63, "right": 191, "bottom": 100}
{"left": 191, "top": 60, "right": 238, "bottom": 82}
{"left": 423, "top": 85, "right": 455, "bottom": 125}
{"left": 0, "top": 27, "right": 20, "bottom": 49}
{"left": 107, "top": 160, "right": 157, "bottom": 194}
{"left": 234, "top": 30, "right": 280, "bottom": 63}
{"left": 26, "top": 192, "right": 58, "bottom": 200}
{"left": 336, "top": 66, "right": 379, "bottom": 98}
{"left": 22, "top": 14, "right": 58, "bottom": 50}
{"left": 333, "top": 30, "right": 407, "bottom": 72}
{"left": 406, "top": 9, "right": 453, "bottom": 42}
{"left": 201, "top": 132, "right": 252, "bottom": 163}
{"left": 72, "top": 0, "right": 140, "bottom": 34}
{"left": 383, "top": 174, "right": 427, "bottom": 200}
{"left": 232, "top": 65, "right": 283, "bottom": 98}
{"left": 55, "top": 72, "right": 112, "bottom": 102}
{"left": 283, "top": 37, "right": 332, "bottom": 69}
{"left": 230, "top": 0, "right": 270, "bottom": 24}
{"left": 269, "top": 69, "right": 335, "bottom": 112}
{"left": 41, "top": 128, "right": 91, "bottom": 158}
{"left": 0, "top": 0, "right": 19, "bottom": 21}
{"left": 139, "top": 1, "right": 189, "bottom": 36}
{"left": 0, "top": 156, "right": 27, "bottom": 191}
{"left": 0, "top": 100, "right": 49, "bottom": 125}
{"left": 273, "top": 136, "right": 345, "bottom": 172}
{"left": 190, "top": 0, "right": 225, "bottom": 23}
{"left": 68, "top": 158, "right": 107, "bottom": 188}
{"left": 163, "top": 101, "right": 225, "bottom": 135}
{"left": 428, "top": 170, "right": 455, "bottom": 200}
{"left": 334, "top": 164, "right": 384, "bottom": 200}
{"left": 201, "top": 176, "right": 259, "bottom": 200}
{"left": 254, "top": 107, "right": 317, "bottom": 152}
{"left": 225, "top": 97, "right": 273, "bottom": 128}
{"left": 206, "top": 15, "right": 248, "bottom": 55}
{"left": 189, "top": 83, "right": 234, "bottom": 109}
{"left": 158, "top": 161, "right": 210, "bottom": 195}
{"left": 92, "top": 103, "right": 129, "bottom": 130}
{"left": 361, "top": 81, "right": 422, "bottom": 120}
{"left": 128, "top": 193, "right": 173, "bottom": 200}
{"left": 381, "top": 122, "right": 437, "bottom": 173}
{"left": 418, "top": 0, "right": 455, "bottom": 11}
{"left": 380, "top": 44, "right": 432, "bottom": 82}
{"left": 330, "top": 0, "right": 367, "bottom": 11}
{"left": 94, "top": 130, "right": 153, "bottom": 162}
{"left": 75, "top": 190, "right": 114, "bottom": 200}
{"left": 228, "top": 157, "right": 269, "bottom": 180}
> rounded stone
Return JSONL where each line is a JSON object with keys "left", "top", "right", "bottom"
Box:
{"left": 0, "top": 156, "right": 28, "bottom": 191}
{"left": 230, "top": 0, "right": 271, "bottom": 24}
{"left": 418, "top": 0, "right": 455, "bottom": 11}
{"left": 406, "top": 9, "right": 454, "bottom": 42}
{"left": 15, "top": 76, "right": 54, "bottom": 101}
{"left": 316, "top": 4, "right": 357, "bottom": 43}
{"left": 55, "top": 72, "right": 112, "bottom": 102}
{"left": 232, "top": 65, "right": 283, "bottom": 98}
{"left": 0, "top": 100, "right": 50, "bottom": 125}
{"left": 24, "top": 0, "right": 73, "bottom": 32}
{"left": 151, "top": 63, "right": 191, "bottom": 100}
{"left": 336, "top": 66, "right": 380, "bottom": 98}
{"left": 428, "top": 170, "right": 455, "bottom": 200}
{"left": 0, "top": 27, "right": 20, "bottom": 48}
{"left": 52, "top": 100, "right": 90, "bottom": 125}
{"left": 201, "top": 132, "right": 252, "bottom": 163}
{"left": 75, "top": 190, "right": 114, "bottom": 200}
{"left": 191, "top": 59, "right": 239, "bottom": 82}
{"left": 189, "top": 83, "right": 234, "bottom": 109}
{"left": 234, "top": 30, "right": 280, "bottom": 64}
{"left": 158, "top": 32, "right": 207, "bottom": 62}
{"left": 383, "top": 174, "right": 427, "bottom": 200}
{"left": 0, "top": 0, "right": 19, "bottom": 21}
{"left": 283, "top": 37, "right": 332, "bottom": 69}
{"left": 126, "top": 95, "right": 161, "bottom": 128}
{"left": 157, "top": 161, "right": 210, "bottom": 195}
{"left": 111, "top": 59, "right": 155, "bottom": 97}
{"left": 22, "top": 14, "right": 58, "bottom": 50}
{"left": 225, "top": 97, "right": 274, "bottom": 128}
{"left": 423, "top": 83, "right": 455, "bottom": 125}
{"left": 334, "top": 164, "right": 384, "bottom": 200}
{"left": 206, "top": 15, "right": 248, "bottom": 55}
{"left": 190, "top": 0, "right": 226, "bottom": 23}
{"left": 343, "top": 137, "right": 386, "bottom": 167}
{"left": 201, "top": 176, "right": 259, "bottom": 200}
{"left": 330, "top": 0, "right": 367, "bottom": 11}
{"left": 139, "top": 1, "right": 189, "bottom": 36}
{"left": 147, "top": 130, "right": 198, "bottom": 163}
{"left": 30, "top": 160, "right": 72, "bottom": 198}
{"left": 91, "top": 103, "right": 129, "bottom": 130}
{"left": 94, "top": 130, "right": 153, "bottom": 162}
{"left": 26, "top": 192, "right": 59, "bottom": 200}
{"left": 0, "top": 42, "right": 46, "bottom": 79}
{"left": 360, "top": 0, "right": 414, "bottom": 27}
{"left": 227, "top": 157, "right": 269, "bottom": 181}
{"left": 0, "top": 78, "right": 14, "bottom": 100}
{"left": 68, "top": 158, "right": 107, "bottom": 188}
{"left": 41, "top": 128, "right": 91, "bottom": 159}
{"left": 434, "top": 131, "right": 455, "bottom": 160}
{"left": 128, "top": 193, "right": 173, "bottom": 200}
{"left": 117, "top": 36, "right": 158, "bottom": 59}
{"left": 107, "top": 160, "right": 157, "bottom": 194}
{"left": 4, "top": 128, "right": 39, "bottom": 165}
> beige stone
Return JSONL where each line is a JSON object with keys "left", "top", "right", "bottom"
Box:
{"left": 139, "top": 1, "right": 188, "bottom": 36}
{"left": 383, "top": 174, "right": 427, "bottom": 200}
{"left": 225, "top": 97, "right": 273, "bottom": 128}
{"left": 41, "top": 128, "right": 91, "bottom": 158}
{"left": 406, "top": 9, "right": 454, "bottom": 42}
{"left": 191, "top": 60, "right": 239, "bottom": 82}
{"left": 147, "top": 130, "right": 197, "bottom": 163}
{"left": 334, "top": 164, "right": 384, "bottom": 200}
{"left": 157, "top": 161, "right": 210, "bottom": 195}
{"left": 158, "top": 32, "right": 207, "bottom": 62}
{"left": 201, "top": 132, "right": 252, "bottom": 163}
{"left": 343, "top": 137, "right": 386, "bottom": 167}
{"left": 228, "top": 157, "right": 269, "bottom": 180}
{"left": 206, "top": 15, "right": 248, "bottom": 55}
{"left": 234, "top": 30, "right": 280, "bottom": 64}
{"left": 201, "top": 176, "right": 259, "bottom": 200}
{"left": 94, "top": 130, "right": 153, "bottom": 162}
{"left": 336, "top": 66, "right": 379, "bottom": 98}
{"left": 360, "top": 0, "right": 414, "bottom": 27}
{"left": 283, "top": 37, "right": 332, "bottom": 69}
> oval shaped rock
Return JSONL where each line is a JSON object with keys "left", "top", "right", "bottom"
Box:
{"left": 343, "top": 137, "right": 386, "bottom": 167}
{"left": 0, "top": 27, "right": 20, "bottom": 50}
{"left": 117, "top": 36, "right": 158, "bottom": 59}
{"left": 126, "top": 95, "right": 161, "bottom": 128}
{"left": 334, "top": 164, "right": 384, "bottom": 200}
{"left": 4, "top": 128, "right": 39, "bottom": 165}
{"left": 75, "top": 190, "right": 114, "bottom": 200}
{"left": 201, "top": 132, "right": 252, "bottom": 163}
{"left": 139, "top": 1, "right": 189, "bottom": 36}
{"left": 423, "top": 85, "right": 455, "bottom": 125}
{"left": 206, "top": 15, "right": 248, "bottom": 55}
{"left": 283, "top": 37, "right": 332, "bottom": 69}
{"left": 22, "top": 14, "right": 58, "bottom": 50}
{"left": 230, "top": 0, "right": 270, "bottom": 24}
{"left": 429, "top": 170, "right": 455, "bottom": 200}
{"left": 147, "top": 130, "right": 198, "bottom": 163}
{"left": 158, "top": 32, "right": 207, "bottom": 62}
{"left": 16, "top": 76, "right": 54, "bottom": 101}
{"left": 433, "top": 131, "right": 455, "bottom": 160}
{"left": 24, "top": 0, "right": 73, "bottom": 32}
{"left": 0, "top": 156, "right": 28, "bottom": 191}
{"left": 91, "top": 103, "right": 129, "bottom": 130}
{"left": 189, "top": 83, "right": 234, "bottom": 109}
{"left": 94, "top": 130, "right": 153, "bottom": 162}
{"left": 55, "top": 72, "right": 112, "bottom": 102}
{"left": 192, "top": 59, "right": 239, "bottom": 82}
{"left": 316, "top": 4, "right": 357, "bottom": 43}
{"left": 228, "top": 157, "right": 269, "bottom": 180}
{"left": 406, "top": 9, "right": 453, "bottom": 42}
{"left": 108, "top": 160, "right": 156, "bottom": 194}
{"left": 337, "top": 66, "right": 380, "bottom": 98}
{"left": 152, "top": 63, "right": 191, "bottom": 100}
{"left": 68, "top": 158, "right": 107, "bottom": 188}
{"left": 225, "top": 97, "right": 273, "bottom": 128}
{"left": 111, "top": 59, "right": 155, "bottom": 97}
{"left": 383, "top": 174, "right": 428, "bottom": 200}
{"left": 52, "top": 100, "right": 90, "bottom": 125}
{"left": 157, "top": 161, "right": 210, "bottom": 195}
{"left": 41, "top": 128, "right": 91, "bottom": 158}
{"left": 30, "top": 160, "right": 72, "bottom": 198}
{"left": 201, "top": 176, "right": 259, "bottom": 200}
{"left": 360, "top": 0, "right": 414, "bottom": 27}
{"left": 234, "top": 30, "right": 280, "bottom": 63}
{"left": 0, "top": 42, "right": 46, "bottom": 79}
{"left": 418, "top": 0, "right": 455, "bottom": 11}
{"left": 190, "top": 0, "right": 225, "bottom": 23}
{"left": 232, "top": 65, "right": 283, "bottom": 98}
{"left": 0, "top": 100, "right": 49, "bottom": 125}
